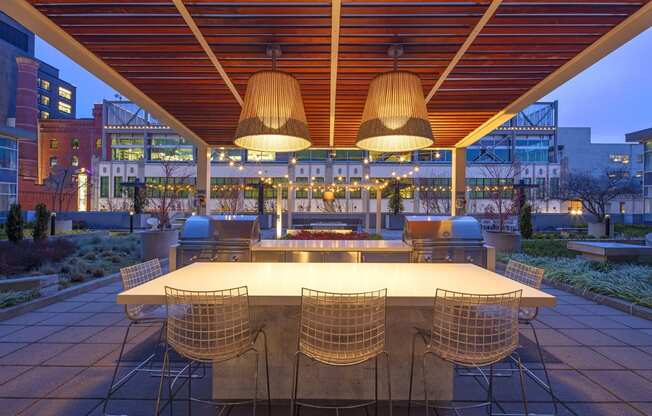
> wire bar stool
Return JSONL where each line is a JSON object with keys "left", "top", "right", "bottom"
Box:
{"left": 290, "top": 288, "right": 392, "bottom": 416}
{"left": 155, "top": 286, "right": 271, "bottom": 416}
{"left": 104, "top": 258, "right": 187, "bottom": 415}
{"left": 504, "top": 260, "right": 559, "bottom": 415}
{"left": 408, "top": 289, "right": 527, "bottom": 416}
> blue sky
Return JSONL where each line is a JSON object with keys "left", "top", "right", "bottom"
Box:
{"left": 35, "top": 27, "right": 652, "bottom": 144}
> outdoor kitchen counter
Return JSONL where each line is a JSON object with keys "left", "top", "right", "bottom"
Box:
{"left": 251, "top": 239, "right": 413, "bottom": 252}
{"left": 117, "top": 262, "right": 554, "bottom": 403}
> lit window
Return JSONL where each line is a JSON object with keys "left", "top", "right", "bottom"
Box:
{"left": 39, "top": 95, "right": 50, "bottom": 106}
{"left": 40, "top": 111, "right": 50, "bottom": 119}
{"left": 71, "top": 138, "right": 80, "bottom": 150}
{"left": 58, "top": 86, "right": 72, "bottom": 99}
{"left": 49, "top": 157, "right": 57, "bottom": 167}
{"left": 58, "top": 101, "right": 72, "bottom": 114}
{"left": 610, "top": 154, "right": 630, "bottom": 164}
{"left": 38, "top": 78, "right": 50, "bottom": 91}
{"left": 71, "top": 155, "right": 79, "bottom": 167}
{"left": 247, "top": 151, "right": 276, "bottom": 162}
{"left": 49, "top": 139, "right": 58, "bottom": 149}
{"left": 96, "top": 138, "right": 102, "bottom": 149}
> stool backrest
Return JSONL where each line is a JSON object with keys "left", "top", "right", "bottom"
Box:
{"left": 164, "top": 286, "right": 252, "bottom": 363}
{"left": 120, "top": 258, "right": 162, "bottom": 320}
{"left": 504, "top": 260, "right": 545, "bottom": 321}
{"left": 299, "top": 288, "right": 387, "bottom": 365}
{"left": 429, "top": 288, "right": 522, "bottom": 367}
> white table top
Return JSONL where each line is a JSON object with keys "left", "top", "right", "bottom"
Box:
{"left": 251, "top": 240, "right": 413, "bottom": 252}
{"left": 117, "top": 262, "right": 555, "bottom": 308}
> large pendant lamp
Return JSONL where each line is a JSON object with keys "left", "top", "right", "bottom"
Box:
{"left": 356, "top": 45, "right": 434, "bottom": 152}
{"left": 234, "top": 45, "right": 312, "bottom": 152}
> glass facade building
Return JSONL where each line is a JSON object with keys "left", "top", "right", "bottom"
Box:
{"left": 0, "top": 136, "right": 18, "bottom": 211}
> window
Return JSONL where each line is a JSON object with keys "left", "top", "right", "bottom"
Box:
{"left": 610, "top": 154, "right": 630, "bottom": 164}
{"left": 71, "top": 138, "right": 80, "bottom": 150}
{"left": 369, "top": 152, "right": 412, "bottom": 163}
{"left": 58, "top": 86, "right": 72, "bottom": 99}
{"left": 112, "top": 148, "right": 144, "bottom": 161}
{"left": 349, "top": 177, "right": 362, "bottom": 199}
{"left": 1, "top": 20, "right": 29, "bottom": 52}
{"left": 467, "top": 178, "right": 513, "bottom": 199}
{"left": 247, "top": 151, "right": 276, "bottom": 162}
{"left": 71, "top": 155, "right": 79, "bottom": 167}
{"left": 100, "top": 176, "right": 109, "bottom": 198}
{"left": 49, "top": 157, "right": 57, "bottom": 167}
{"left": 0, "top": 137, "right": 18, "bottom": 171}
{"left": 549, "top": 177, "right": 560, "bottom": 198}
{"left": 244, "top": 178, "right": 259, "bottom": 199}
{"left": 96, "top": 138, "right": 102, "bottom": 150}
{"left": 38, "top": 78, "right": 50, "bottom": 91}
{"left": 620, "top": 201, "right": 626, "bottom": 214}
{"left": 126, "top": 176, "right": 137, "bottom": 198}
{"left": 312, "top": 177, "right": 325, "bottom": 199}
{"left": 295, "top": 177, "right": 308, "bottom": 199}
{"left": 211, "top": 177, "right": 240, "bottom": 199}
{"left": 568, "top": 200, "right": 582, "bottom": 213}
{"left": 535, "top": 178, "right": 545, "bottom": 199}
{"left": 40, "top": 111, "right": 50, "bottom": 119}
{"left": 114, "top": 176, "right": 124, "bottom": 198}
{"left": 58, "top": 101, "right": 72, "bottom": 114}
{"left": 418, "top": 150, "right": 452, "bottom": 163}
{"left": 39, "top": 95, "right": 50, "bottom": 106}
{"left": 49, "top": 139, "right": 58, "bottom": 149}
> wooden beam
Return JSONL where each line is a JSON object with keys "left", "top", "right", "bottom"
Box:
{"left": 455, "top": 0, "right": 652, "bottom": 148}
{"left": 171, "top": 0, "right": 243, "bottom": 107}
{"left": 425, "top": 0, "right": 502, "bottom": 103}
{"left": 0, "top": 0, "right": 206, "bottom": 147}
{"left": 329, "top": 0, "right": 342, "bottom": 147}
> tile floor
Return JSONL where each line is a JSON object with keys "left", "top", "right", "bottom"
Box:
{"left": 0, "top": 281, "right": 651, "bottom": 415}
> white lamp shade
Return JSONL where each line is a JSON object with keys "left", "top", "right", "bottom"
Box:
{"left": 356, "top": 71, "right": 434, "bottom": 152}
{"left": 234, "top": 70, "right": 311, "bottom": 152}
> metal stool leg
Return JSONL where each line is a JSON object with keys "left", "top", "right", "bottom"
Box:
{"left": 407, "top": 331, "right": 420, "bottom": 416}
{"left": 530, "top": 322, "right": 558, "bottom": 414}
{"left": 290, "top": 352, "right": 300, "bottom": 416}
{"left": 155, "top": 346, "right": 171, "bottom": 416}
{"left": 103, "top": 321, "right": 133, "bottom": 415}
{"left": 514, "top": 352, "right": 529, "bottom": 416}
{"left": 383, "top": 351, "right": 392, "bottom": 416}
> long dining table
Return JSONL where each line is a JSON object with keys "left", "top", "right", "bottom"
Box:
{"left": 117, "top": 261, "right": 555, "bottom": 402}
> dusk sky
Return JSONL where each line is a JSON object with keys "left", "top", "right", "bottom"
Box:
{"left": 35, "top": 27, "right": 652, "bottom": 144}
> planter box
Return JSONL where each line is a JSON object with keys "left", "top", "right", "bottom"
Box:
{"left": 141, "top": 229, "right": 178, "bottom": 261}
{"left": 483, "top": 230, "right": 522, "bottom": 253}
{"left": 588, "top": 221, "right": 615, "bottom": 238}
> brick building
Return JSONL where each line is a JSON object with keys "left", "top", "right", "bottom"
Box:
{"left": 34, "top": 104, "right": 102, "bottom": 211}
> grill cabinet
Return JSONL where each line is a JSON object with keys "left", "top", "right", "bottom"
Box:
{"left": 176, "top": 215, "right": 260, "bottom": 267}
{"left": 403, "top": 216, "right": 487, "bottom": 267}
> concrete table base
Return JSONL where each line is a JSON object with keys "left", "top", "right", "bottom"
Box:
{"left": 212, "top": 305, "right": 453, "bottom": 402}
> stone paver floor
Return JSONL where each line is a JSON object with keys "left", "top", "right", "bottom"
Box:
{"left": 1, "top": 281, "right": 651, "bottom": 415}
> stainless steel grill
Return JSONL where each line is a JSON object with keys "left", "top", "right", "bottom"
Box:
{"left": 176, "top": 215, "right": 260, "bottom": 267}
{"left": 403, "top": 216, "right": 487, "bottom": 266}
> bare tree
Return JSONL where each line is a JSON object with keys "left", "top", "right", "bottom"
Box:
{"left": 418, "top": 180, "right": 451, "bottom": 215}
{"left": 148, "top": 156, "right": 193, "bottom": 228}
{"left": 44, "top": 166, "right": 76, "bottom": 211}
{"left": 215, "top": 186, "right": 243, "bottom": 214}
{"left": 559, "top": 170, "right": 641, "bottom": 222}
{"left": 481, "top": 161, "right": 521, "bottom": 232}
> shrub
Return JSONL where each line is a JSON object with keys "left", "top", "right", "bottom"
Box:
{"left": 0, "top": 289, "right": 39, "bottom": 308}
{"left": 5, "top": 204, "right": 24, "bottom": 243}
{"left": 84, "top": 252, "right": 97, "bottom": 261}
{"left": 520, "top": 239, "right": 576, "bottom": 258}
{"left": 72, "top": 220, "right": 88, "bottom": 230}
{"left": 519, "top": 203, "right": 533, "bottom": 239}
{"left": 33, "top": 203, "right": 50, "bottom": 242}
{"left": 91, "top": 268, "right": 105, "bottom": 277}
{"left": 0, "top": 239, "right": 76, "bottom": 276}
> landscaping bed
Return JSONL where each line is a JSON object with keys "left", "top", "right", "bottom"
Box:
{"left": 499, "top": 250, "right": 652, "bottom": 309}
{"left": 0, "top": 233, "right": 141, "bottom": 308}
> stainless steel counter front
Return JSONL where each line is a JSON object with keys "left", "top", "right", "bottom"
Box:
{"left": 250, "top": 239, "right": 412, "bottom": 263}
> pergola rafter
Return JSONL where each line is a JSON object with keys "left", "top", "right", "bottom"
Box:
{"left": 2, "top": 0, "right": 651, "bottom": 149}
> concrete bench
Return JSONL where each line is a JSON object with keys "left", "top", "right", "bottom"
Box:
{"left": 567, "top": 241, "right": 652, "bottom": 262}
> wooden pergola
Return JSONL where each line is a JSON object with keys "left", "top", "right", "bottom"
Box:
{"left": 4, "top": 0, "right": 652, "bottom": 216}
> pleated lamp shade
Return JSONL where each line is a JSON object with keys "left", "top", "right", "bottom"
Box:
{"left": 234, "top": 70, "right": 311, "bottom": 152}
{"left": 356, "top": 70, "right": 434, "bottom": 152}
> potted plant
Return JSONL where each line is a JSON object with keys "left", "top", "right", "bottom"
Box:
{"left": 481, "top": 162, "right": 522, "bottom": 252}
